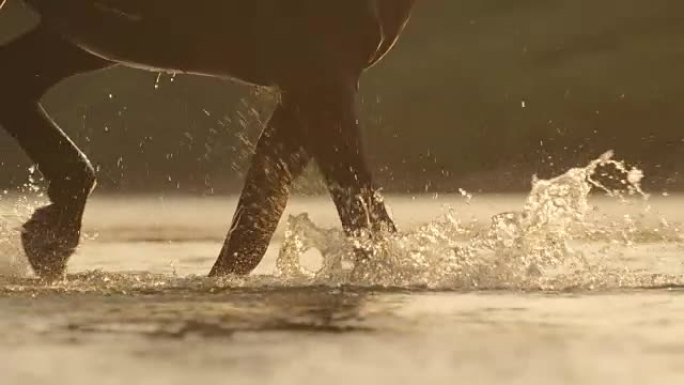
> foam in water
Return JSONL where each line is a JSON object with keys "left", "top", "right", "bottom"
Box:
{"left": 276, "top": 151, "right": 682, "bottom": 290}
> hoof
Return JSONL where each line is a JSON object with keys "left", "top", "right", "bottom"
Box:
{"left": 21, "top": 203, "right": 82, "bottom": 280}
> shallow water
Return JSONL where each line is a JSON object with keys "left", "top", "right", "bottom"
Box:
{"left": 1, "top": 158, "right": 684, "bottom": 384}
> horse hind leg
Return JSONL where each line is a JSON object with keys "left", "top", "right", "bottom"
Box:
{"left": 286, "top": 78, "right": 397, "bottom": 242}
{"left": 210, "top": 78, "right": 398, "bottom": 277}
{"left": 210, "top": 104, "right": 312, "bottom": 276}
{"left": 0, "top": 26, "right": 110, "bottom": 279}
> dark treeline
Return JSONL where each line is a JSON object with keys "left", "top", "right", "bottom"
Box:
{"left": 1, "top": 0, "right": 683, "bottom": 194}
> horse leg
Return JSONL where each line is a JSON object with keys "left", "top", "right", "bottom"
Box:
{"left": 0, "top": 26, "right": 110, "bottom": 279}
{"left": 287, "top": 79, "right": 396, "bottom": 243}
{"left": 209, "top": 104, "right": 311, "bottom": 276}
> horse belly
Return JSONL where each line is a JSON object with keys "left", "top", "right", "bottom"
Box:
{"left": 28, "top": 0, "right": 277, "bottom": 84}
{"left": 26, "top": 0, "right": 407, "bottom": 84}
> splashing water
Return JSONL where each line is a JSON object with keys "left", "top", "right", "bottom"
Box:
{"left": 1, "top": 152, "right": 682, "bottom": 294}
{"left": 277, "top": 151, "right": 683, "bottom": 290}
{"left": 0, "top": 166, "right": 47, "bottom": 277}
{"left": 0, "top": 204, "right": 26, "bottom": 277}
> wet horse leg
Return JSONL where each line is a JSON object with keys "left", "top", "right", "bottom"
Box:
{"left": 0, "top": 26, "right": 110, "bottom": 278}
{"left": 289, "top": 80, "right": 396, "bottom": 244}
{"left": 210, "top": 104, "right": 311, "bottom": 276}
{"left": 210, "top": 78, "right": 397, "bottom": 277}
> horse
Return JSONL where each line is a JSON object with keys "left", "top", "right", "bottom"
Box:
{"left": 0, "top": 0, "right": 417, "bottom": 279}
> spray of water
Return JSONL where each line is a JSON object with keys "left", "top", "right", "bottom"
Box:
{"left": 1, "top": 152, "right": 682, "bottom": 293}
{"left": 276, "top": 151, "right": 681, "bottom": 290}
{"left": 0, "top": 166, "right": 47, "bottom": 277}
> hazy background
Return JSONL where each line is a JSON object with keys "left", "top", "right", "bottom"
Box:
{"left": 1, "top": 0, "right": 683, "bottom": 194}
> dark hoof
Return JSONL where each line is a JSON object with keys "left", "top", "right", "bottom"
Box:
{"left": 21, "top": 203, "right": 82, "bottom": 280}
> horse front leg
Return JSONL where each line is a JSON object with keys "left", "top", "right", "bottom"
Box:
{"left": 0, "top": 26, "right": 110, "bottom": 279}
{"left": 210, "top": 104, "right": 311, "bottom": 277}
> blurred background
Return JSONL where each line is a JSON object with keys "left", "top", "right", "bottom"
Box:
{"left": 1, "top": 0, "right": 683, "bottom": 194}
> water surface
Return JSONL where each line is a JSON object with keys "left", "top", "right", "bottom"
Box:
{"left": 1, "top": 162, "right": 684, "bottom": 384}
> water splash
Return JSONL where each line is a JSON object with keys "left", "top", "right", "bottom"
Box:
{"left": 0, "top": 199, "right": 27, "bottom": 277}
{"left": 1, "top": 152, "right": 682, "bottom": 294}
{"left": 277, "top": 151, "right": 683, "bottom": 290}
{"left": 0, "top": 166, "right": 47, "bottom": 278}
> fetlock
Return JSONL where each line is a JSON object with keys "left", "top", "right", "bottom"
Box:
{"left": 46, "top": 162, "right": 96, "bottom": 205}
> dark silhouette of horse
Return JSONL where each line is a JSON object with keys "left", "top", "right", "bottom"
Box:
{"left": 0, "top": 0, "right": 416, "bottom": 279}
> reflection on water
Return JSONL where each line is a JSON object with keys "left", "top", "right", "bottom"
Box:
{"left": 10, "top": 288, "right": 375, "bottom": 340}
{"left": 2, "top": 288, "right": 684, "bottom": 384}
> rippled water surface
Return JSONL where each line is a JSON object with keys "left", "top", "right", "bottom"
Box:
{"left": 1, "top": 157, "right": 684, "bottom": 384}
